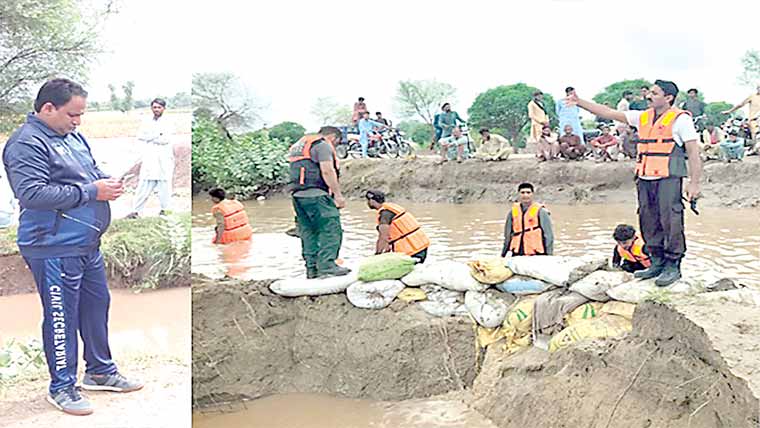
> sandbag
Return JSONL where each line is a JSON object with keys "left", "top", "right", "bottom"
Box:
{"left": 357, "top": 253, "right": 416, "bottom": 282}
{"left": 696, "top": 288, "right": 760, "bottom": 307}
{"left": 418, "top": 285, "right": 468, "bottom": 318}
{"left": 467, "top": 258, "right": 512, "bottom": 284}
{"left": 569, "top": 271, "right": 633, "bottom": 302}
{"left": 506, "top": 255, "right": 607, "bottom": 286}
{"left": 600, "top": 301, "right": 637, "bottom": 320}
{"left": 504, "top": 296, "right": 538, "bottom": 335}
{"left": 495, "top": 276, "right": 554, "bottom": 295}
{"left": 396, "top": 288, "right": 427, "bottom": 303}
{"left": 549, "top": 314, "right": 632, "bottom": 352}
{"left": 605, "top": 278, "right": 701, "bottom": 304}
{"left": 401, "top": 261, "right": 488, "bottom": 292}
{"left": 346, "top": 280, "right": 405, "bottom": 309}
{"left": 465, "top": 290, "right": 509, "bottom": 328}
{"left": 565, "top": 302, "right": 605, "bottom": 326}
{"left": 270, "top": 272, "right": 358, "bottom": 297}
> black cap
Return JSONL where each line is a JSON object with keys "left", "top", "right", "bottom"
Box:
{"left": 365, "top": 189, "right": 386, "bottom": 203}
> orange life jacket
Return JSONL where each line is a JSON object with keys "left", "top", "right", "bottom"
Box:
{"left": 377, "top": 202, "right": 430, "bottom": 256}
{"left": 211, "top": 199, "right": 253, "bottom": 244}
{"left": 288, "top": 135, "right": 340, "bottom": 193}
{"left": 616, "top": 235, "right": 651, "bottom": 268}
{"left": 635, "top": 107, "right": 690, "bottom": 178}
{"left": 509, "top": 202, "right": 546, "bottom": 256}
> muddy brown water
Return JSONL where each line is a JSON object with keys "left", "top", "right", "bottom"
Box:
{"left": 193, "top": 393, "right": 497, "bottom": 428}
{"left": 0, "top": 287, "right": 190, "bottom": 357}
{"left": 192, "top": 198, "right": 760, "bottom": 286}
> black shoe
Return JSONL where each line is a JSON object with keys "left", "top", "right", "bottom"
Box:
{"left": 317, "top": 266, "right": 351, "bottom": 278}
{"left": 124, "top": 212, "right": 139, "bottom": 220}
{"left": 634, "top": 257, "right": 665, "bottom": 280}
{"left": 306, "top": 268, "right": 318, "bottom": 279}
{"left": 655, "top": 264, "right": 682, "bottom": 287}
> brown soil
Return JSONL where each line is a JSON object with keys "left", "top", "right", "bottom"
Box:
{"left": 329, "top": 156, "right": 760, "bottom": 208}
{"left": 192, "top": 274, "right": 760, "bottom": 428}
{"left": 0, "top": 253, "right": 186, "bottom": 296}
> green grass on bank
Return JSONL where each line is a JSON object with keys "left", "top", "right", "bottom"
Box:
{"left": 0, "top": 213, "right": 191, "bottom": 290}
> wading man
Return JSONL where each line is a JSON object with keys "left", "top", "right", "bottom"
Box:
{"left": 566, "top": 80, "right": 702, "bottom": 286}
{"left": 288, "top": 126, "right": 350, "bottom": 279}
{"left": 501, "top": 183, "right": 554, "bottom": 257}
{"left": 3, "top": 79, "right": 143, "bottom": 416}
{"left": 365, "top": 190, "right": 430, "bottom": 263}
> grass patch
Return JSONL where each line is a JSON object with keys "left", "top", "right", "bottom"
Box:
{"left": 0, "top": 213, "right": 190, "bottom": 290}
{"left": 101, "top": 213, "right": 191, "bottom": 290}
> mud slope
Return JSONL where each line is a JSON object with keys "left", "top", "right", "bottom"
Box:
{"left": 469, "top": 300, "right": 760, "bottom": 428}
{"left": 335, "top": 157, "right": 760, "bottom": 208}
{"left": 191, "top": 276, "right": 479, "bottom": 408}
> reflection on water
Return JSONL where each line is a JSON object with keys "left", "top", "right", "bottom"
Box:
{"left": 192, "top": 198, "right": 760, "bottom": 286}
{"left": 0, "top": 288, "right": 190, "bottom": 357}
{"left": 192, "top": 393, "right": 497, "bottom": 428}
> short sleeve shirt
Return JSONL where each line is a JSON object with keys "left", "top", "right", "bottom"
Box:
{"left": 624, "top": 110, "right": 698, "bottom": 180}
{"left": 293, "top": 140, "right": 335, "bottom": 197}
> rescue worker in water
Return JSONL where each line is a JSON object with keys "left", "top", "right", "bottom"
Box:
{"left": 209, "top": 188, "right": 253, "bottom": 244}
{"left": 365, "top": 190, "right": 430, "bottom": 263}
{"left": 611, "top": 224, "right": 651, "bottom": 273}
{"left": 501, "top": 182, "right": 554, "bottom": 257}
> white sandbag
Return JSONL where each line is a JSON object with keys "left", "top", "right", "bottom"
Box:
{"left": 465, "top": 290, "right": 509, "bottom": 328}
{"left": 495, "top": 276, "right": 554, "bottom": 295}
{"left": 269, "top": 272, "right": 358, "bottom": 297}
{"left": 506, "top": 255, "right": 607, "bottom": 286}
{"left": 696, "top": 288, "right": 760, "bottom": 307}
{"left": 418, "top": 285, "right": 468, "bottom": 317}
{"left": 346, "top": 280, "right": 405, "bottom": 310}
{"left": 605, "top": 278, "right": 701, "bottom": 304}
{"left": 402, "top": 261, "right": 488, "bottom": 292}
{"left": 569, "top": 271, "right": 633, "bottom": 302}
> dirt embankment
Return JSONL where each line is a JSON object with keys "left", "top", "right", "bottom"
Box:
{"left": 330, "top": 156, "right": 760, "bottom": 208}
{"left": 193, "top": 275, "right": 760, "bottom": 428}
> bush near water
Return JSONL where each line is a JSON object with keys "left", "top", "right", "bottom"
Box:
{"left": 0, "top": 213, "right": 191, "bottom": 290}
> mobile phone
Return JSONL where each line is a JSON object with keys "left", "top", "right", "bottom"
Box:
{"left": 120, "top": 173, "right": 135, "bottom": 182}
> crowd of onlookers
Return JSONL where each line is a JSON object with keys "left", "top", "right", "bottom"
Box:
{"left": 348, "top": 83, "right": 760, "bottom": 164}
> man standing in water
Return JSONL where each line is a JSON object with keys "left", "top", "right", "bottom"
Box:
{"left": 3, "top": 79, "right": 143, "bottom": 415}
{"left": 566, "top": 80, "right": 702, "bottom": 286}
{"left": 288, "top": 126, "right": 349, "bottom": 279}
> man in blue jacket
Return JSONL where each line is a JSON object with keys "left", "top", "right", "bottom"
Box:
{"left": 3, "top": 79, "right": 143, "bottom": 416}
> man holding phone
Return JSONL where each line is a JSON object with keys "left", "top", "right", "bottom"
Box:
{"left": 3, "top": 79, "right": 143, "bottom": 415}
{"left": 125, "top": 98, "right": 174, "bottom": 219}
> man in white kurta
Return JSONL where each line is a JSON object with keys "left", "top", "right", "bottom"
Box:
{"left": 125, "top": 98, "right": 174, "bottom": 218}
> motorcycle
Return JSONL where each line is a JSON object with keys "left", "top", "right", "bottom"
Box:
{"left": 345, "top": 128, "right": 399, "bottom": 159}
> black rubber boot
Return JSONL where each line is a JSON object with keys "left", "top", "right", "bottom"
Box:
{"left": 634, "top": 255, "right": 665, "bottom": 280}
{"left": 317, "top": 266, "right": 351, "bottom": 279}
{"left": 655, "top": 259, "right": 682, "bottom": 287}
{"left": 306, "top": 267, "right": 319, "bottom": 279}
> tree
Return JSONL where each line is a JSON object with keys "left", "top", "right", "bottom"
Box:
{"left": 394, "top": 79, "right": 457, "bottom": 125}
{"left": 108, "top": 84, "right": 120, "bottom": 111}
{"left": 592, "top": 79, "right": 652, "bottom": 107}
{"left": 169, "top": 91, "right": 192, "bottom": 108}
{"left": 192, "top": 72, "right": 261, "bottom": 134}
{"left": 704, "top": 102, "right": 733, "bottom": 127}
{"left": 397, "top": 120, "right": 433, "bottom": 145}
{"left": 268, "top": 121, "right": 305, "bottom": 144}
{"left": 0, "top": 0, "right": 116, "bottom": 117}
{"left": 310, "top": 97, "right": 352, "bottom": 125}
{"left": 120, "top": 80, "right": 134, "bottom": 112}
{"left": 738, "top": 49, "right": 760, "bottom": 88}
{"left": 467, "top": 83, "right": 557, "bottom": 145}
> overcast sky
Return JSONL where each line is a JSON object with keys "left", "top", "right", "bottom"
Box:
{"left": 91, "top": 0, "right": 759, "bottom": 127}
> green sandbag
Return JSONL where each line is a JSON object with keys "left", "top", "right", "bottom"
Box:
{"left": 358, "top": 253, "right": 417, "bottom": 282}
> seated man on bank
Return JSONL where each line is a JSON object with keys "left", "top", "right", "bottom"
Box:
{"left": 501, "top": 182, "right": 554, "bottom": 257}
{"left": 611, "top": 224, "right": 651, "bottom": 273}
{"left": 590, "top": 125, "right": 620, "bottom": 162}
{"left": 558, "top": 124, "right": 587, "bottom": 160}
{"left": 437, "top": 126, "right": 470, "bottom": 164}
{"left": 365, "top": 190, "right": 429, "bottom": 263}
{"left": 536, "top": 124, "right": 560, "bottom": 162}
{"left": 474, "top": 128, "right": 512, "bottom": 161}
{"left": 209, "top": 188, "right": 253, "bottom": 244}
{"left": 720, "top": 130, "right": 745, "bottom": 162}
{"left": 700, "top": 123, "right": 723, "bottom": 161}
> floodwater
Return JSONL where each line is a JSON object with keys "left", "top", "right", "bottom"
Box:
{"left": 193, "top": 393, "right": 497, "bottom": 428}
{"left": 192, "top": 198, "right": 760, "bottom": 286}
{"left": 0, "top": 287, "right": 190, "bottom": 358}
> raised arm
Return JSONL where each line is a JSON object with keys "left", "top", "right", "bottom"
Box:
{"left": 567, "top": 93, "right": 628, "bottom": 124}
